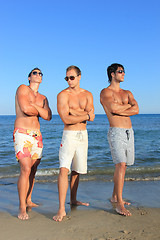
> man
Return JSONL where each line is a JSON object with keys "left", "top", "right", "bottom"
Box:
{"left": 13, "top": 67, "right": 52, "bottom": 220}
{"left": 100, "top": 63, "right": 139, "bottom": 216}
{"left": 53, "top": 65, "right": 95, "bottom": 222}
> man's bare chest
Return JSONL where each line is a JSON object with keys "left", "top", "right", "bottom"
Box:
{"left": 68, "top": 95, "right": 87, "bottom": 110}
{"left": 113, "top": 91, "right": 129, "bottom": 104}
{"left": 29, "top": 92, "right": 44, "bottom": 107}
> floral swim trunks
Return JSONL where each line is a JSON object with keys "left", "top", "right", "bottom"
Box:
{"left": 13, "top": 128, "right": 43, "bottom": 161}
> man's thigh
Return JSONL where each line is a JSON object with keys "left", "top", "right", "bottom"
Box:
{"left": 126, "top": 130, "right": 135, "bottom": 165}
{"left": 59, "top": 134, "right": 76, "bottom": 170}
{"left": 72, "top": 137, "right": 88, "bottom": 174}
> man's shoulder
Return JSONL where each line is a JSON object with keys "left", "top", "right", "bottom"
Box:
{"left": 38, "top": 92, "right": 47, "bottom": 100}
{"left": 58, "top": 88, "right": 69, "bottom": 95}
{"left": 81, "top": 89, "right": 93, "bottom": 96}
{"left": 121, "top": 89, "right": 132, "bottom": 95}
{"left": 57, "top": 89, "right": 69, "bottom": 100}
{"left": 100, "top": 87, "right": 113, "bottom": 96}
{"left": 16, "top": 84, "right": 29, "bottom": 93}
{"left": 18, "top": 84, "right": 28, "bottom": 89}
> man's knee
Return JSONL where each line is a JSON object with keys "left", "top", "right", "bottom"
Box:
{"left": 115, "top": 162, "right": 126, "bottom": 171}
{"left": 59, "top": 167, "right": 69, "bottom": 176}
{"left": 19, "top": 158, "right": 32, "bottom": 176}
{"left": 20, "top": 165, "right": 31, "bottom": 177}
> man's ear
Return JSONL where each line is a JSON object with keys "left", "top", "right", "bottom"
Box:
{"left": 111, "top": 72, "right": 115, "bottom": 78}
{"left": 78, "top": 75, "right": 81, "bottom": 80}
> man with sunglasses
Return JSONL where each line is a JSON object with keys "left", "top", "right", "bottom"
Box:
{"left": 13, "top": 67, "right": 52, "bottom": 220}
{"left": 100, "top": 63, "right": 139, "bottom": 216}
{"left": 53, "top": 65, "right": 95, "bottom": 222}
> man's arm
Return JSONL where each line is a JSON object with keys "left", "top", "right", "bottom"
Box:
{"left": 69, "top": 109, "right": 88, "bottom": 116}
{"left": 116, "top": 91, "right": 139, "bottom": 116}
{"left": 100, "top": 89, "right": 131, "bottom": 115}
{"left": 17, "top": 85, "right": 39, "bottom": 116}
{"left": 84, "top": 91, "right": 95, "bottom": 121}
{"left": 57, "top": 91, "right": 91, "bottom": 125}
{"left": 31, "top": 97, "right": 52, "bottom": 121}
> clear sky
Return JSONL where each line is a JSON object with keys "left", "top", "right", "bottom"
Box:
{"left": 0, "top": 0, "right": 160, "bottom": 115}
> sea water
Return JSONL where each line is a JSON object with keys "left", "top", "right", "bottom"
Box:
{"left": 0, "top": 114, "right": 160, "bottom": 185}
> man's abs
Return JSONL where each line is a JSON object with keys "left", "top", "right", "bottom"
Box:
{"left": 107, "top": 114, "right": 132, "bottom": 129}
{"left": 14, "top": 116, "right": 40, "bottom": 130}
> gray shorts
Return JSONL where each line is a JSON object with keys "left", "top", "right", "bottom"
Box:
{"left": 107, "top": 127, "right": 135, "bottom": 166}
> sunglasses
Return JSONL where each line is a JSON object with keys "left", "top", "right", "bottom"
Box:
{"left": 116, "top": 70, "right": 125, "bottom": 74}
{"left": 32, "top": 71, "right": 43, "bottom": 77}
{"left": 64, "top": 75, "right": 79, "bottom": 81}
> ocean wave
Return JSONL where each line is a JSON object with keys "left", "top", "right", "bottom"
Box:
{"left": 126, "top": 165, "right": 160, "bottom": 174}
{"left": 0, "top": 173, "right": 19, "bottom": 179}
{"left": 36, "top": 168, "right": 59, "bottom": 176}
{"left": 125, "top": 176, "right": 160, "bottom": 181}
{"left": 0, "top": 168, "right": 59, "bottom": 179}
{"left": 1, "top": 175, "right": 160, "bottom": 185}
{"left": 0, "top": 166, "right": 160, "bottom": 182}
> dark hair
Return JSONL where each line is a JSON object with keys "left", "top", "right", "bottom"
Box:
{"left": 28, "top": 67, "right": 42, "bottom": 83}
{"left": 66, "top": 65, "right": 81, "bottom": 76}
{"left": 107, "top": 63, "right": 124, "bottom": 83}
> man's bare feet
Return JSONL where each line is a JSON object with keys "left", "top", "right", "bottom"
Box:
{"left": 53, "top": 210, "right": 66, "bottom": 222}
{"left": 70, "top": 200, "right": 89, "bottom": 206}
{"left": 18, "top": 208, "right": 29, "bottom": 220}
{"left": 116, "top": 203, "right": 132, "bottom": 216}
{"left": 26, "top": 200, "right": 39, "bottom": 207}
{"left": 110, "top": 197, "right": 131, "bottom": 205}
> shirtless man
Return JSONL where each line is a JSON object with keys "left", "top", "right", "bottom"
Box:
{"left": 100, "top": 63, "right": 139, "bottom": 216}
{"left": 13, "top": 68, "right": 52, "bottom": 220}
{"left": 53, "top": 65, "right": 95, "bottom": 222}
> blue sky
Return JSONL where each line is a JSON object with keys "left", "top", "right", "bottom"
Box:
{"left": 0, "top": 0, "right": 160, "bottom": 115}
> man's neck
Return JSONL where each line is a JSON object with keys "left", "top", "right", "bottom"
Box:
{"left": 68, "top": 85, "right": 81, "bottom": 94}
{"left": 29, "top": 83, "right": 39, "bottom": 93}
{"left": 109, "top": 81, "right": 121, "bottom": 92}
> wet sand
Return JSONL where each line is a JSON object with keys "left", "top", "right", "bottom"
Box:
{"left": 0, "top": 207, "right": 160, "bottom": 240}
{"left": 0, "top": 180, "right": 160, "bottom": 239}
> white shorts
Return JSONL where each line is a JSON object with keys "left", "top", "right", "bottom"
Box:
{"left": 59, "top": 130, "right": 88, "bottom": 174}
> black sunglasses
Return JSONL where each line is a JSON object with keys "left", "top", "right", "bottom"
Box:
{"left": 116, "top": 70, "right": 125, "bottom": 74}
{"left": 64, "top": 75, "right": 79, "bottom": 81}
{"left": 32, "top": 71, "right": 43, "bottom": 77}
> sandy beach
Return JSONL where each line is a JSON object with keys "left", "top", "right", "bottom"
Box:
{"left": 0, "top": 180, "right": 160, "bottom": 239}
{"left": 0, "top": 206, "right": 160, "bottom": 240}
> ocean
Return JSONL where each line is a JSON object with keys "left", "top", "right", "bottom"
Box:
{"left": 0, "top": 114, "right": 160, "bottom": 213}
{"left": 0, "top": 114, "right": 160, "bottom": 184}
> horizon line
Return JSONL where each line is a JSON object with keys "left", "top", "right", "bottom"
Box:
{"left": 0, "top": 113, "right": 159, "bottom": 116}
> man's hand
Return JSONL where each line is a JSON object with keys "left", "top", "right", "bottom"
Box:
{"left": 31, "top": 101, "right": 52, "bottom": 121}
{"left": 87, "top": 109, "right": 95, "bottom": 122}
{"left": 69, "top": 108, "right": 95, "bottom": 122}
